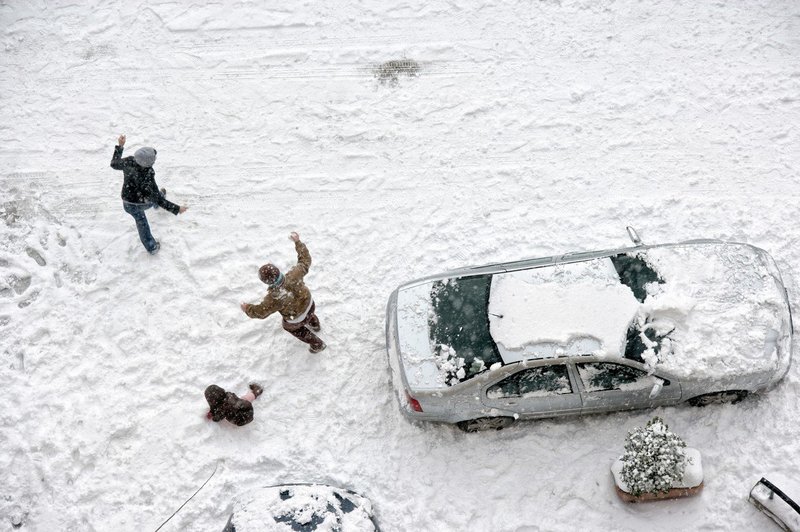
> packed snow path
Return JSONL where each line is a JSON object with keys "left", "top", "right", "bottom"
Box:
{"left": 1, "top": 1, "right": 799, "bottom": 530}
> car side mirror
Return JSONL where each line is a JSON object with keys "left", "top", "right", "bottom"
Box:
{"left": 649, "top": 378, "right": 664, "bottom": 399}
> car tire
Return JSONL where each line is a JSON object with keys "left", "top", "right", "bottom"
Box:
{"left": 687, "top": 390, "right": 748, "bottom": 407}
{"left": 456, "top": 416, "right": 515, "bottom": 433}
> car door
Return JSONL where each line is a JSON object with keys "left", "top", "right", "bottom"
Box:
{"left": 481, "top": 362, "right": 582, "bottom": 418}
{"left": 575, "top": 361, "right": 682, "bottom": 414}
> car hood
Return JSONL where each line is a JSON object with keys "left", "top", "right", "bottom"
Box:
{"left": 640, "top": 243, "right": 790, "bottom": 380}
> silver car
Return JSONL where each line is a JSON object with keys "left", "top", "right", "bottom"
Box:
{"left": 386, "top": 229, "right": 793, "bottom": 432}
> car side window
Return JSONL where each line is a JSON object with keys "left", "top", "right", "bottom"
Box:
{"left": 487, "top": 365, "right": 572, "bottom": 399}
{"left": 577, "top": 362, "right": 650, "bottom": 392}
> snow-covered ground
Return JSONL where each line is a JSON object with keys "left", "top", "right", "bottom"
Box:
{"left": 2, "top": 1, "right": 799, "bottom": 530}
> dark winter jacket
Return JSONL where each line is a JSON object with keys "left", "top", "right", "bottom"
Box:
{"left": 205, "top": 385, "right": 254, "bottom": 426}
{"left": 245, "top": 241, "right": 313, "bottom": 321}
{"left": 110, "top": 145, "right": 180, "bottom": 214}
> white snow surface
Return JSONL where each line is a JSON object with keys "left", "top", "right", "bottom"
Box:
{"left": 2, "top": 1, "right": 800, "bottom": 531}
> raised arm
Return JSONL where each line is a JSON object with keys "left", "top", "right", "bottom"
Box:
{"left": 110, "top": 134, "right": 126, "bottom": 170}
{"left": 290, "top": 232, "right": 311, "bottom": 275}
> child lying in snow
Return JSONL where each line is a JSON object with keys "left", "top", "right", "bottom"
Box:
{"left": 205, "top": 383, "right": 263, "bottom": 426}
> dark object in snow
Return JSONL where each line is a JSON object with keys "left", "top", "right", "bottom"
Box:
{"left": 687, "top": 389, "right": 748, "bottom": 406}
{"left": 428, "top": 275, "right": 501, "bottom": 384}
{"left": 623, "top": 315, "right": 674, "bottom": 364}
{"left": 205, "top": 384, "right": 262, "bottom": 426}
{"left": 373, "top": 59, "right": 420, "bottom": 85}
{"left": 241, "top": 233, "right": 325, "bottom": 353}
{"left": 249, "top": 382, "right": 264, "bottom": 398}
{"left": 152, "top": 187, "right": 166, "bottom": 210}
{"left": 9, "top": 506, "right": 25, "bottom": 528}
{"left": 110, "top": 141, "right": 177, "bottom": 210}
{"left": 610, "top": 252, "right": 664, "bottom": 303}
{"left": 749, "top": 476, "right": 800, "bottom": 531}
{"left": 110, "top": 135, "right": 187, "bottom": 254}
{"left": 155, "top": 462, "right": 219, "bottom": 531}
{"left": 221, "top": 483, "right": 380, "bottom": 532}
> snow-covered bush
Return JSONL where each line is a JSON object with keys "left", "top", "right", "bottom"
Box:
{"left": 620, "top": 417, "right": 691, "bottom": 496}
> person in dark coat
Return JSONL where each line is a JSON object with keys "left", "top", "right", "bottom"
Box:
{"left": 110, "top": 134, "right": 188, "bottom": 254}
{"left": 205, "top": 383, "right": 264, "bottom": 427}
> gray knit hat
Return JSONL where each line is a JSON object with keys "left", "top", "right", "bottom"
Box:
{"left": 134, "top": 147, "right": 157, "bottom": 168}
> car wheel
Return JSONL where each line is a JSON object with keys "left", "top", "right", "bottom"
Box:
{"left": 688, "top": 390, "right": 748, "bottom": 407}
{"left": 456, "top": 416, "right": 515, "bottom": 433}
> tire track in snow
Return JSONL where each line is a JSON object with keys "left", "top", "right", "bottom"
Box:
{"left": 11, "top": 60, "right": 479, "bottom": 85}
{"left": 4, "top": 161, "right": 798, "bottom": 207}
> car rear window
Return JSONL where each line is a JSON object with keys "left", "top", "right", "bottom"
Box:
{"left": 429, "top": 275, "right": 502, "bottom": 385}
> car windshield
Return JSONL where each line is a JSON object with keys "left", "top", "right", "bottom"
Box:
{"left": 428, "top": 275, "right": 502, "bottom": 385}
{"left": 610, "top": 252, "right": 665, "bottom": 302}
{"left": 611, "top": 252, "right": 674, "bottom": 365}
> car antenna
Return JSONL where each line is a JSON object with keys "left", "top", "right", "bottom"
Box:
{"left": 626, "top": 226, "right": 644, "bottom": 246}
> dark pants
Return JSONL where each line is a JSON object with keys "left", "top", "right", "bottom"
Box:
{"left": 122, "top": 200, "right": 158, "bottom": 253}
{"left": 282, "top": 301, "right": 323, "bottom": 349}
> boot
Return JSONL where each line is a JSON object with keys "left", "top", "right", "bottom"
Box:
{"left": 309, "top": 342, "right": 327, "bottom": 353}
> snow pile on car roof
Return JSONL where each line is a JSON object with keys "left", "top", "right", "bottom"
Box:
{"left": 489, "top": 258, "right": 640, "bottom": 362}
{"left": 488, "top": 243, "right": 788, "bottom": 379}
